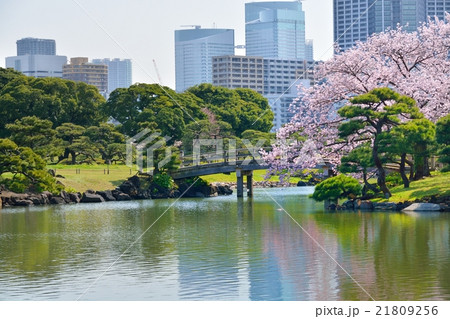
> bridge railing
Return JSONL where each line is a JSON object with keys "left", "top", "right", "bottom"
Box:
{"left": 179, "top": 147, "right": 272, "bottom": 168}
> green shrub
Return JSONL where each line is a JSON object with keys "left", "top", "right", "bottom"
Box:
{"left": 312, "top": 174, "right": 362, "bottom": 202}
{"left": 183, "top": 176, "right": 208, "bottom": 187}
{"left": 1, "top": 176, "right": 28, "bottom": 193}
{"left": 386, "top": 172, "right": 403, "bottom": 188}
{"left": 152, "top": 173, "right": 174, "bottom": 190}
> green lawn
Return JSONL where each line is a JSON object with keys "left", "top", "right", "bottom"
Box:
{"left": 48, "top": 165, "right": 299, "bottom": 192}
{"left": 375, "top": 171, "right": 450, "bottom": 202}
{"left": 49, "top": 164, "right": 137, "bottom": 192}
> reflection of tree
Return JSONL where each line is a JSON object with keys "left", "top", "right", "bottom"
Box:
{"left": 313, "top": 212, "right": 450, "bottom": 300}
{"left": 1, "top": 195, "right": 448, "bottom": 301}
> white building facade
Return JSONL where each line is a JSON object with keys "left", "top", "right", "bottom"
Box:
{"left": 6, "top": 54, "right": 67, "bottom": 78}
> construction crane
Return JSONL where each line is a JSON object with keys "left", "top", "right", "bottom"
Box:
{"left": 152, "top": 59, "right": 163, "bottom": 85}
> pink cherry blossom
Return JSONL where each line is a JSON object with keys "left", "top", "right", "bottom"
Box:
{"left": 264, "top": 15, "right": 450, "bottom": 177}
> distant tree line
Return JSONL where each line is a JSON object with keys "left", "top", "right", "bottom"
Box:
{"left": 0, "top": 68, "right": 274, "bottom": 192}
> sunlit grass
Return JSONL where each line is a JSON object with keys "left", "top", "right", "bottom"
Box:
{"left": 48, "top": 164, "right": 136, "bottom": 192}
{"left": 48, "top": 164, "right": 301, "bottom": 192}
{"left": 375, "top": 171, "right": 450, "bottom": 202}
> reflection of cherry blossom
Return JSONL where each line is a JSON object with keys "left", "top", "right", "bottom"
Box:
{"left": 264, "top": 15, "right": 450, "bottom": 175}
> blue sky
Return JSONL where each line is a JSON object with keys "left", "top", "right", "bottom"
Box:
{"left": 0, "top": 0, "right": 333, "bottom": 89}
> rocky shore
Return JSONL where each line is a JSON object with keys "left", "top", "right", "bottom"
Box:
{"left": 328, "top": 195, "right": 450, "bottom": 212}
{"left": 0, "top": 176, "right": 234, "bottom": 208}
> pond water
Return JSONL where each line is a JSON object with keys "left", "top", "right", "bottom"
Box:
{"left": 0, "top": 187, "right": 449, "bottom": 301}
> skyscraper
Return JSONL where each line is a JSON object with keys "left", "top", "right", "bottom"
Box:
{"left": 92, "top": 58, "right": 132, "bottom": 93}
{"left": 245, "top": 1, "right": 306, "bottom": 59}
{"left": 427, "top": 0, "right": 450, "bottom": 20}
{"left": 334, "top": 0, "right": 427, "bottom": 51}
{"left": 6, "top": 37, "right": 67, "bottom": 78}
{"left": 212, "top": 55, "right": 265, "bottom": 94}
{"left": 16, "top": 37, "right": 56, "bottom": 56}
{"left": 175, "top": 27, "right": 235, "bottom": 92}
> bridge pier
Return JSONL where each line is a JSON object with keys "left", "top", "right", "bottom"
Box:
{"left": 247, "top": 172, "right": 253, "bottom": 197}
{"left": 236, "top": 169, "right": 253, "bottom": 198}
{"left": 236, "top": 168, "right": 244, "bottom": 197}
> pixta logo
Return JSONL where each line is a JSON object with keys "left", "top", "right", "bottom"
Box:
{"left": 126, "top": 129, "right": 172, "bottom": 174}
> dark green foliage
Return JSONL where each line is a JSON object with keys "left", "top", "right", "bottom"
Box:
{"left": 0, "top": 74, "right": 105, "bottom": 136}
{"left": 187, "top": 84, "right": 273, "bottom": 136}
{"left": 181, "top": 177, "right": 208, "bottom": 187}
{"left": 0, "top": 68, "right": 23, "bottom": 91}
{"left": 436, "top": 114, "right": 450, "bottom": 170}
{"left": 241, "top": 129, "right": 275, "bottom": 148}
{"left": 6, "top": 116, "right": 62, "bottom": 160}
{"left": 56, "top": 123, "right": 99, "bottom": 164}
{"left": 338, "top": 88, "right": 422, "bottom": 197}
{"left": 339, "top": 144, "right": 378, "bottom": 194}
{"left": 182, "top": 119, "right": 235, "bottom": 154}
{"left": 0, "top": 138, "right": 61, "bottom": 193}
{"left": 104, "top": 83, "right": 204, "bottom": 138}
{"left": 85, "top": 123, "right": 126, "bottom": 164}
{"left": 312, "top": 174, "right": 362, "bottom": 202}
{"left": 152, "top": 173, "right": 174, "bottom": 190}
{"left": 385, "top": 172, "right": 403, "bottom": 188}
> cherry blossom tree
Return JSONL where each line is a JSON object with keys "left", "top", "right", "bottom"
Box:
{"left": 264, "top": 15, "right": 450, "bottom": 193}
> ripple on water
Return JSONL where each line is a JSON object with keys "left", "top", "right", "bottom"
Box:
{"left": 1, "top": 188, "right": 449, "bottom": 300}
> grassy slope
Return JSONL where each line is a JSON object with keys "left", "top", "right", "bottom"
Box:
{"left": 50, "top": 164, "right": 299, "bottom": 192}
{"left": 375, "top": 171, "right": 450, "bottom": 202}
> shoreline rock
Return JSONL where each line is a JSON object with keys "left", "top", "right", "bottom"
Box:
{"left": 327, "top": 195, "right": 450, "bottom": 212}
{"left": 0, "top": 176, "right": 236, "bottom": 208}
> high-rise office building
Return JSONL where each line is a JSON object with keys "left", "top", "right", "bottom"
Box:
{"left": 212, "top": 56, "right": 264, "bottom": 94}
{"left": 5, "top": 37, "right": 67, "bottom": 78}
{"left": 263, "top": 59, "right": 315, "bottom": 130}
{"left": 427, "top": 0, "right": 450, "bottom": 20}
{"left": 63, "top": 57, "right": 108, "bottom": 95}
{"left": 92, "top": 58, "right": 132, "bottom": 93}
{"left": 16, "top": 37, "right": 56, "bottom": 56}
{"left": 334, "top": 0, "right": 427, "bottom": 51}
{"left": 212, "top": 55, "right": 316, "bottom": 130}
{"left": 175, "top": 27, "right": 235, "bottom": 92}
{"left": 245, "top": 1, "right": 307, "bottom": 60}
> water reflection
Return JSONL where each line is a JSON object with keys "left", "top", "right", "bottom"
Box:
{"left": 0, "top": 188, "right": 449, "bottom": 300}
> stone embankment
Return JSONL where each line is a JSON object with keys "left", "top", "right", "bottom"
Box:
{"left": 0, "top": 176, "right": 234, "bottom": 208}
{"left": 328, "top": 195, "right": 450, "bottom": 212}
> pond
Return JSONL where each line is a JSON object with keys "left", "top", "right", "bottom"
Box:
{"left": 0, "top": 187, "right": 449, "bottom": 300}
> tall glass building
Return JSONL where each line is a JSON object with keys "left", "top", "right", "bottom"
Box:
{"left": 427, "top": 0, "right": 450, "bottom": 20}
{"left": 334, "top": 0, "right": 427, "bottom": 51}
{"left": 16, "top": 37, "right": 56, "bottom": 56}
{"left": 175, "top": 27, "right": 235, "bottom": 92}
{"left": 245, "top": 1, "right": 306, "bottom": 59}
{"left": 6, "top": 37, "right": 66, "bottom": 78}
{"left": 92, "top": 58, "right": 132, "bottom": 94}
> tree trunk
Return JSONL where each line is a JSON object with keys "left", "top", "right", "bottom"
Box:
{"left": 405, "top": 158, "right": 414, "bottom": 180}
{"left": 363, "top": 169, "right": 379, "bottom": 194}
{"left": 70, "top": 151, "right": 77, "bottom": 165}
{"left": 57, "top": 148, "right": 70, "bottom": 164}
{"left": 414, "top": 143, "right": 428, "bottom": 180}
{"left": 373, "top": 139, "right": 391, "bottom": 198}
{"left": 424, "top": 156, "right": 431, "bottom": 177}
{"left": 399, "top": 153, "right": 410, "bottom": 188}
